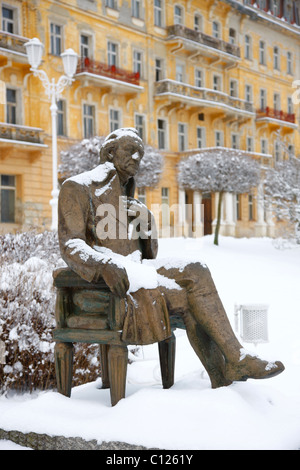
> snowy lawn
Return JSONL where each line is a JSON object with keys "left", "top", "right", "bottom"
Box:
{"left": 1, "top": 235, "right": 300, "bottom": 450}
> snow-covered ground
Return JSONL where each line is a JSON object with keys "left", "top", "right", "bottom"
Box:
{"left": 1, "top": 235, "right": 300, "bottom": 450}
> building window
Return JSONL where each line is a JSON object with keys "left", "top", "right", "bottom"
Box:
{"left": 197, "top": 126, "right": 205, "bottom": 148}
{"left": 194, "top": 14, "right": 202, "bottom": 31}
{"left": 273, "top": 46, "right": 280, "bottom": 70}
{"left": 215, "top": 131, "right": 223, "bottom": 147}
{"left": 259, "top": 40, "right": 266, "bottom": 65}
{"left": 248, "top": 194, "right": 254, "bottom": 221}
{"left": 287, "top": 51, "right": 293, "bottom": 75}
{"left": 2, "top": 5, "right": 16, "bottom": 33}
{"left": 132, "top": 0, "right": 141, "bottom": 18}
{"left": 178, "top": 123, "right": 187, "bottom": 151}
{"left": 157, "top": 118, "right": 167, "bottom": 149}
{"left": 245, "top": 84, "right": 252, "bottom": 103}
{"left": 0, "top": 174, "right": 15, "bottom": 223}
{"left": 106, "top": 0, "right": 117, "bottom": 9}
{"left": 229, "top": 28, "right": 236, "bottom": 45}
{"left": 107, "top": 41, "right": 118, "bottom": 67}
{"left": 245, "top": 35, "right": 251, "bottom": 60}
{"left": 274, "top": 141, "right": 281, "bottom": 161}
{"left": 212, "top": 21, "right": 220, "bottom": 38}
{"left": 247, "top": 136, "right": 253, "bottom": 152}
{"left": 57, "top": 100, "right": 66, "bottom": 136}
{"left": 287, "top": 96, "right": 293, "bottom": 115}
{"left": 50, "top": 23, "right": 62, "bottom": 56}
{"left": 176, "top": 63, "right": 184, "bottom": 83}
{"left": 236, "top": 195, "right": 241, "bottom": 221}
{"left": 229, "top": 80, "right": 238, "bottom": 97}
{"left": 174, "top": 5, "right": 183, "bottom": 25}
{"left": 135, "top": 114, "right": 145, "bottom": 140}
{"left": 161, "top": 187, "right": 169, "bottom": 227}
{"left": 231, "top": 133, "right": 239, "bottom": 149}
{"left": 261, "top": 138, "right": 268, "bottom": 154}
{"left": 154, "top": 0, "right": 163, "bottom": 27}
{"left": 80, "top": 34, "right": 91, "bottom": 58}
{"left": 260, "top": 89, "right": 266, "bottom": 110}
{"left": 109, "top": 108, "right": 120, "bottom": 132}
{"left": 155, "top": 58, "right": 163, "bottom": 81}
{"left": 83, "top": 104, "right": 95, "bottom": 138}
{"left": 133, "top": 50, "right": 143, "bottom": 78}
{"left": 272, "top": 0, "right": 279, "bottom": 16}
{"left": 273, "top": 93, "right": 280, "bottom": 111}
{"left": 195, "top": 68, "right": 203, "bottom": 88}
{"left": 213, "top": 75, "right": 221, "bottom": 91}
{"left": 6, "top": 88, "right": 17, "bottom": 124}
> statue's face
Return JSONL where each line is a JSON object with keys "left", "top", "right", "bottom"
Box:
{"left": 112, "top": 137, "right": 143, "bottom": 183}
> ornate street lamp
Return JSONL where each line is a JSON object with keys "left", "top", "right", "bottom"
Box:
{"left": 25, "top": 38, "right": 78, "bottom": 230}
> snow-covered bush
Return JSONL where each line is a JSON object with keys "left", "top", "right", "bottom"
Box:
{"left": 0, "top": 231, "right": 100, "bottom": 394}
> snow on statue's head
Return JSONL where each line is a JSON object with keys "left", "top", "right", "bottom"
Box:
{"left": 100, "top": 128, "right": 144, "bottom": 163}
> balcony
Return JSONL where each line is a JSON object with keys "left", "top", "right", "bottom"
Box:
{"left": 75, "top": 57, "right": 144, "bottom": 94}
{"left": 0, "top": 122, "right": 46, "bottom": 149}
{"left": 0, "top": 30, "right": 29, "bottom": 64}
{"left": 256, "top": 107, "right": 297, "bottom": 130}
{"left": 167, "top": 25, "right": 240, "bottom": 65}
{"left": 155, "top": 79, "right": 254, "bottom": 118}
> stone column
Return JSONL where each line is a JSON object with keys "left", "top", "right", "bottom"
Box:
{"left": 224, "top": 192, "right": 236, "bottom": 236}
{"left": 255, "top": 183, "right": 267, "bottom": 237}
{"left": 176, "top": 188, "right": 188, "bottom": 237}
{"left": 193, "top": 190, "right": 203, "bottom": 238}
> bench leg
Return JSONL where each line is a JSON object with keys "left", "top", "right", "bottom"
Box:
{"left": 107, "top": 344, "right": 128, "bottom": 406}
{"left": 99, "top": 344, "right": 110, "bottom": 389}
{"left": 55, "top": 342, "right": 73, "bottom": 397}
{"left": 158, "top": 332, "right": 176, "bottom": 389}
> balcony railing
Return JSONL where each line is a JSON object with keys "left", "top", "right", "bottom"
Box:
{"left": 0, "top": 122, "right": 45, "bottom": 145}
{"left": 0, "top": 30, "right": 28, "bottom": 56}
{"left": 155, "top": 79, "right": 254, "bottom": 114}
{"left": 76, "top": 57, "right": 140, "bottom": 86}
{"left": 167, "top": 25, "right": 241, "bottom": 59}
{"left": 256, "top": 107, "right": 295, "bottom": 124}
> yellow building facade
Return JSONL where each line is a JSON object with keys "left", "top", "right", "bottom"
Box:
{"left": 0, "top": 0, "right": 299, "bottom": 237}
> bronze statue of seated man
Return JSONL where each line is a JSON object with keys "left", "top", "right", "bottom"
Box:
{"left": 58, "top": 128, "right": 284, "bottom": 389}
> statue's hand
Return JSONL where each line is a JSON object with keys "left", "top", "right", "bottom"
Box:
{"left": 102, "top": 263, "right": 129, "bottom": 297}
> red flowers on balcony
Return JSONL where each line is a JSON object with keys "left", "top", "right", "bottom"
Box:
{"left": 257, "top": 107, "right": 295, "bottom": 123}
{"left": 76, "top": 57, "right": 140, "bottom": 86}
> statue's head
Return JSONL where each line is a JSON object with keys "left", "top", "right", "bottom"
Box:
{"left": 100, "top": 128, "right": 144, "bottom": 184}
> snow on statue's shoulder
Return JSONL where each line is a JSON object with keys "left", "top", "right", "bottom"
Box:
{"left": 64, "top": 162, "right": 115, "bottom": 187}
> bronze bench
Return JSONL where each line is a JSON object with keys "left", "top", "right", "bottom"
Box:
{"left": 53, "top": 267, "right": 183, "bottom": 406}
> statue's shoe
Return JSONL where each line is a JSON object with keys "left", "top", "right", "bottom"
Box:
{"left": 225, "top": 351, "right": 285, "bottom": 382}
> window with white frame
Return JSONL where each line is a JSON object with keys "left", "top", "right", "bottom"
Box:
{"left": 133, "top": 50, "right": 143, "bottom": 78}
{"left": 106, "top": 0, "right": 117, "bottom": 9}
{"left": 261, "top": 138, "right": 268, "bottom": 154}
{"left": 176, "top": 63, "right": 184, "bottom": 82}
{"left": 273, "top": 93, "right": 280, "bottom": 111}
{"left": 231, "top": 133, "right": 239, "bottom": 149}
{"left": 2, "top": 5, "right": 17, "bottom": 33}
{"left": 245, "top": 34, "right": 251, "bottom": 60}
{"left": 154, "top": 0, "right": 163, "bottom": 27}
{"left": 174, "top": 5, "right": 183, "bottom": 24}
{"left": 260, "top": 89, "right": 267, "bottom": 110}
{"left": 132, "top": 0, "right": 141, "bottom": 18}
{"left": 109, "top": 108, "right": 120, "bottom": 132}
{"left": 274, "top": 140, "right": 281, "bottom": 161}
{"left": 197, "top": 126, "right": 205, "bottom": 148}
{"left": 259, "top": 40, "right": 266, "bottom": 65}
{"left": 155, "top": 58, "right": 163, "bottom": 81}
{"left": 248, "top": 194, "right": 254, "bottom": 221}
{"left": 0, "top": 174, "right": 15, "bottom": 223}
{"left": 80, "top": 34, "right": 92, "bottom": 58}
{"left": 287, "top": 51, "right": 293, "bottom": 75}
{"left": 229, "top": 28, "right": 236, "bottom": 45}
{"left": 273, "top": 46, "right": 280, "bottom": 70}
{"left": 212, "top": 21, "right": 220, "bottom": 38}
{"left": 215, "top": 130, "right": 223, "bottom": 147}
{"left": 135, "top": 114, "right": 145, "bottom": 140}
{"left": 213, "top": 75, "right": 221, "bottom": 91}
{"left": 245, "top": 84, "right": 252, "bottom": 103}
{"left": 107, "top": 41, "right": 118, "bottom": 66}
{"left": 50, "top": 23, "right": 63, "bottom": 56}
{"left": 287, "top": 96, "right": 293, "bottom": 115}
{"left": 195, "top": 68, "right": 203, "bottom": 88}
{"left": 194, "top": 14, "right": 202, "bottom": 31}
{"left": 247, "top": 136, "right": 253, "bottom": 152}
{"left": 57, "top": 100, "right": 66, "bottom": 136}
{"left": 6, "top": 88, "right": 18, "bottom": 124}
{"left": 229, "top": 80, "right": 238, "bottom": 98}
{"left": 178, "top": 123, "right": 187, "bottom": 151}
{"left": 161, "top": 187, "right": 169, "bottom": 227}
{"left": 157, "top": 118, "right": 167, "bottom": 149}
{"left": 83, "top": 104, "right": 95, "bottom": 138}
